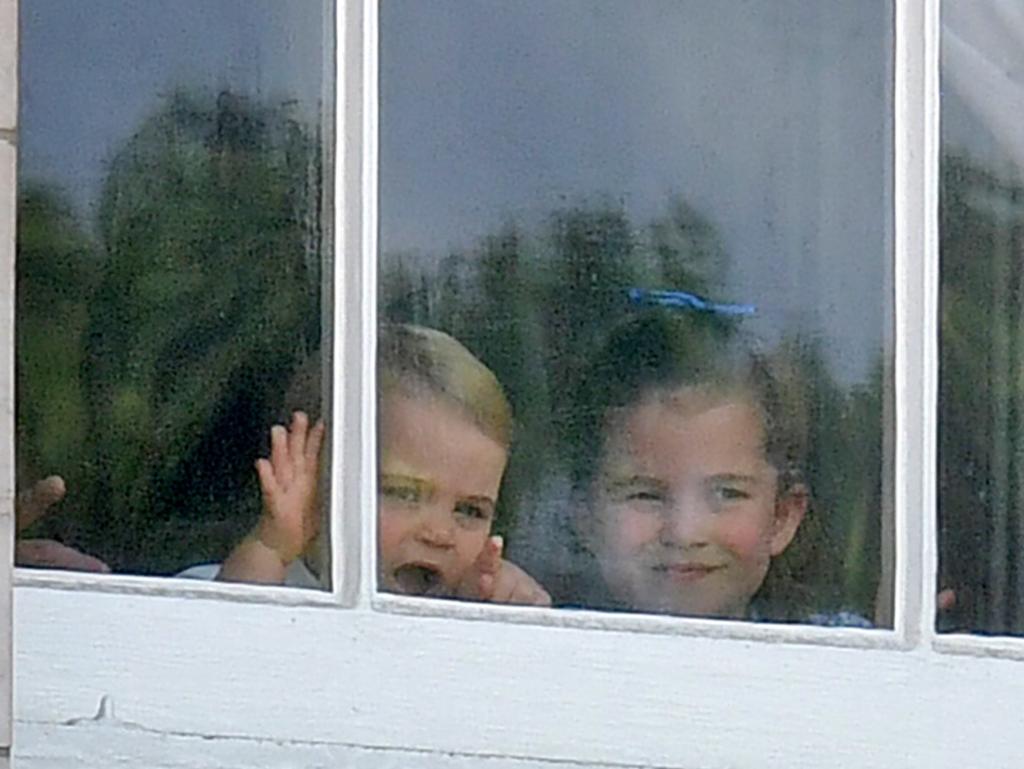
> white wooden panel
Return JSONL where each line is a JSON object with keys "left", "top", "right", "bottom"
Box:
{"left": 13, "top": 721, "right": 644, "bottom": 769}
{"left": 13, "top": 586, "right": 1024, "bottom": 769}
{"left": 0, "top": 0, "right": 15, "bottom": 131}
{"left": 0, "top": 7, "right": 17, "bottom": 755}
{"left": 892, "top": 0, "right": 939, "bottom": 644}
{"left": 333, "top": 0, "right": 377, "bottom": 608}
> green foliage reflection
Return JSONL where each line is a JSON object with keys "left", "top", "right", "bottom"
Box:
{"left": 940, "top": 153, "right": 1024, "bottom": 634}
{"left": 19, "top": 87, "right": 886, "bottom": 621}
{"left": 18, "top": 90, "right": 323, "bottom": 573}
{"left": 380, "top": 200, "right": 885, "bottom": 620}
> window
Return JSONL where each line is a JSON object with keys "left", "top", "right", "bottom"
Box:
{"left": 938, "top": 2, "right": 1024, "bottom": 637}
{"left": 6, "top": 2, "right": 1024, "bottom": 768}
{"left": 16, "top": 0, "right": 333, "bottom": 583}
{"left": 378, "top": 0, "right": 893, "bottom": 626}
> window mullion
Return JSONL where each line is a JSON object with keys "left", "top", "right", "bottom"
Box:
{"left": 333, "top": 0, "right": 378, "bottom": 608}
{"left": 893, "top": 0, "right": 941, "bottom": 647}
{"left": 0, "top": 0, "right": 17, "bottom": 760}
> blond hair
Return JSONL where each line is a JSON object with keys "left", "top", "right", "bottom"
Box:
{"left": 378, "top": 324, "right": 513, "bottom": 449}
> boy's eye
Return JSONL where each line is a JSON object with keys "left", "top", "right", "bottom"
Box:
{"left": 454, "top": 502, "right": 491, "bottom": 522}
{"left": 381, "top": 484, "right": 420, "bottom": 504}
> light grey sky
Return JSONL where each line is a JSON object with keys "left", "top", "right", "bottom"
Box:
{"left": 379, "top": 0, "right": 893, "bottom": 383}
{"left": 943, "top": 2, "right": 1024, "bottom": 180}
{"left": 21, "top": 0, "right": 893, "bottom": 382}
{"left": 19, "top": 0, "right": 329, "bottom": 222}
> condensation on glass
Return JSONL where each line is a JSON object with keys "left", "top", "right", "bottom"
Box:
{"left": 939, "top": 3, "right": 1024, "bottom": 634}
{"left": 16, "top": 1, "right": 333, "bottom": 587}
{"left": 378, "top": 0, "right": 894, "bottom": 626}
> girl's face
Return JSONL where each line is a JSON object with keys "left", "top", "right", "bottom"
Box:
{"left": 585, "top": 388, "right": 805, "bottom": 618}
{"left": 378, "top": 391, "right": 507, "bottom": 597}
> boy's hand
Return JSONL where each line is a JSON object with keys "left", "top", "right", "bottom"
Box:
{"left": 218, "top": 413, "right": 325, "bottom": 585}
{"left": 458, "top": 536, "right": 552, "bottom": 606}
{"left": 15, "top": 475, "right": 111, "bottom": 573}
{"left": 253, "top": 411, "right": 326, "bottom": 565}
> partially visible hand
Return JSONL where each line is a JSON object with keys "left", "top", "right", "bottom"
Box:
{"left": 937, "top": 588, "right": 957, "bottom": 613}
{"left": 15, "top": 475, "right": 110, "bottom": 572}
{"left": 252, "top": 411, "right": 325, "bottom": 565}
{"left": 458, "top": 536, "right": 552, "bottom": 606}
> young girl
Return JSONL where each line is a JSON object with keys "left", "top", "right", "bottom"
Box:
{"left": 218, "top": 324, "right": 550, "bottom": 606}
{"left": 564, "top": 310, "right": 838, "bottom": 622}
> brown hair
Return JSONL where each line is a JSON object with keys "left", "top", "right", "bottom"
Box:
{"left": 567, "top": 310, "right": 833, "bottom": 620}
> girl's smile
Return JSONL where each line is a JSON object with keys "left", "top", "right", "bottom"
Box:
{"left": 656, "top": 562, "right": 726, "bottom": 582}
{"left": 585, "top": 388, "right": 806, "bottom": 619}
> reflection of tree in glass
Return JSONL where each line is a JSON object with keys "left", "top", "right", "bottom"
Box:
{"left": 380, "top": 197, "right": 885, "bottom": 619}
{"left": 19, "top": 89, "right": 324, "bottom": 573}
{"left": 770, "top": 338, "right": 884, "bottom": 620}
{"left": 16, "top": 186, "right": 99, "bottom": 508}
{"left": 381, "top": 201, "right": 719, "bottom": 534}
{"left": 940, "top": 153, "right": 1024, "bottom": 634}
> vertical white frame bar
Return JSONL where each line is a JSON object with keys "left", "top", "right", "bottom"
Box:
{"left": 333, "top": 0, "right": 379, "bottom": 607}
{"left": 0, "top": 0, "right": 15, "bottom": 762}
{"left": 893, "top": 0, "right": 940, "bottom": 646}
{"left": 318, "top": 0, "right": 337, "bottom": 591}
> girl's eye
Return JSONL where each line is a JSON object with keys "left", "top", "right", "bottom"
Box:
{"left": 454, "top": 502, "right": 491, "bottom": 521}
{"left": 620, "top": 488, "right": 665, "bottom": 509}
{"left": 715, "top": 485, "right": 750, "bottom": 502}
{"left": 626, "top": 490, "right": 663, "bottom": 503}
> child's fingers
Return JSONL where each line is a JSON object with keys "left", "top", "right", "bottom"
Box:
{"left": 305, "top": 420, "right": 326, "bottom": 463}
{"left": 16, "top": 475, "right": 67, "bottom": 533}
{"left": 453, "top": 538, "right": 500, "bottom": 600}
{"left": 512, "top": 581, "right": 552, "bottom": 607}
{"left": 476, "top": 572, "right": 496, "bottom": 601}
{"left": 475, "top": 535, "right": 503, "bottom": 576}
{"left": 270, "top": 425, "right": 292, "bottom": 486}
{"left": 473, "top": 537, "right": 505, "bottom": 599}
{"left": 255, "top": 458, "right": 278, "bottom": 502}
{"left": 486, "top": 560, "right": 552, "bottom": 606}
{"left": 16, "top": 538, "right": 111, "bottom": 573}
{"left": 289, "top": 411, "right": 309, "bottom": 463}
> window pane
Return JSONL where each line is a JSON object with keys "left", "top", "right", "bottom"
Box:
{"left": 16, "top": 1, "right": 333, "bottom": 586}
{"left": 939, "top": 2, "right": 1024, "bottom": 633}
{"left": 378, "top": 0, "right": 893, "bottom": 626}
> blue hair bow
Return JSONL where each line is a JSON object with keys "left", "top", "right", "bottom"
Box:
{"left": 627, "top": 287, "right": 756, "bottom": 317}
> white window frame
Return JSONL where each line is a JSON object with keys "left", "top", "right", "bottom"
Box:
{"left": 0, "top": 0, "right": 16, "bottom": 766}
{"left": 7, "top": 1, "right": 1024, "bottom": 767}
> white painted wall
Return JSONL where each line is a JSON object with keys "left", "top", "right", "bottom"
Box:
{"left": 10, "top": 580, "right": 1024, "bottom": 769}
{"left": 17, "top": 722, "right": 644, "bottom": 769}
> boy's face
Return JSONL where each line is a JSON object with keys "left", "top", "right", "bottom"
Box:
{"left": 378, "top": 391, "right": 506, "bottom": 597}
{"left": 584, "top": 389, "right": 805, "bottom": 619}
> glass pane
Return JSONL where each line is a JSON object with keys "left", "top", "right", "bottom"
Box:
{"left": 378, "top": 0, "right": 893, "bottom": 626}
{"left": 939, "top": 2, "right": 1024, "bottom": 633}
{"left": 16, "top": 1, "right": 333, "bottom": 587}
